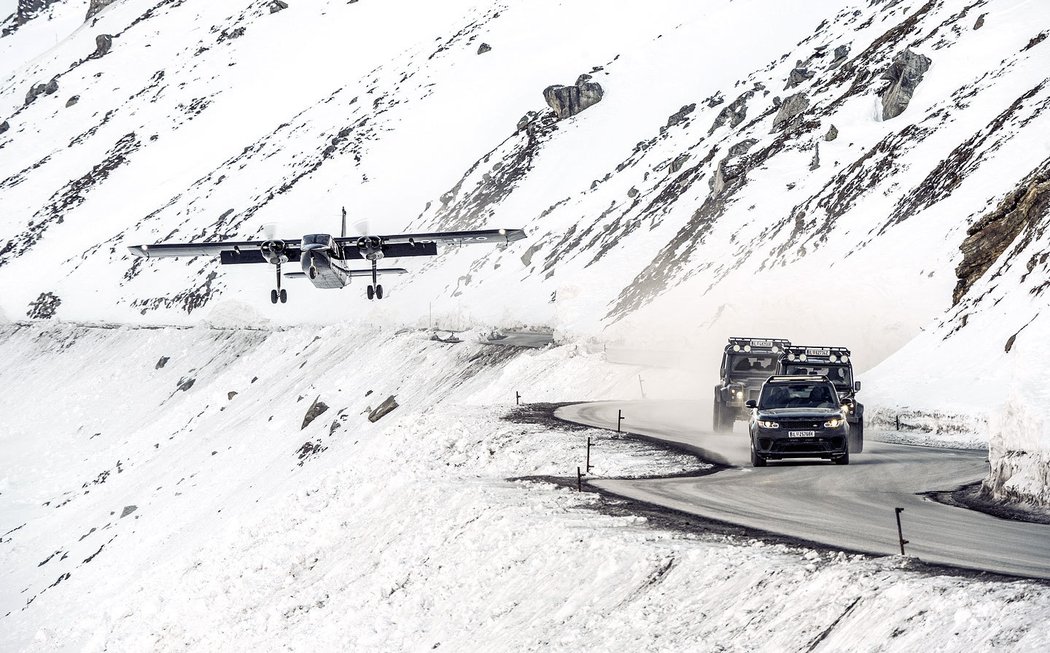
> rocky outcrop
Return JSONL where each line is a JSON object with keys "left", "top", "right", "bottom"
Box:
{"left": 665, "top": 104, "right": 695, "bottom": 130}
{"left": 269, "top": 0, "right": 288, "bottom": 13}
{"left": 543, "top": 74, "right": 604, "bottom": 120}
{"left": 954, "top": 166, "right": 1050, "bottom": 304}
{"left": 828, "top": 44, "right": 850, "bottom": 69}
{"left": 824, "top": 124, "right": 838, "bottom": 141}
{"left": 86, "top": 0, "right": 118, "bottom": 20}
{"left": 368, "top": 395, "right": 399, "bottom": 423}
{"left": 879, "top": 48, "right": 931, "bottom": 120}
{"left": 708, "top": 89, "right": 755, "bottom": 134}
{"left": 24, "top": 83, "right": 46, "bottom": 106}
{"left": 301, "top": 396, "right": 330, "bottom": 429}
{"left": 0, "top": 120, "right": 9, "bottom": 135}
{"left": 91, "top": 34, "right": 113, "bottom": 58}
{"left": 26, "top": 291, "right": 60, "bottom": 319}
{"left": 710, "top": 139, "right": 757, "bottom": 198}
{"left": 65, "top": 95, "right": 79, "bottom": 108}
{"left": 17, "top": 0, "right": 59, "bottom": 22}
{"left": 770, "top": 92, "right": 809, "bottom": 131}
{"left": 477, "top": 42, "right": 491, "bottom": 55}
{"left": 784, "top": 67, "right": 814, "bottom": 89}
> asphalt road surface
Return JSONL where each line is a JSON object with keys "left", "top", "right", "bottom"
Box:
{"left": 556, "top": 400, "right": 1050, "bottom": 580}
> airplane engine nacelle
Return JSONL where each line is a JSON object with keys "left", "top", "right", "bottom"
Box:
{"left": 357, "top": 236, "right": 384, "bottom": 261}
{"left": 260, "top": 240, "right": 289, "bottom": 264}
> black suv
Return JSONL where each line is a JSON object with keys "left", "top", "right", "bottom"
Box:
{"left": 746, "top": 376, "right": 850, "bottom": 467}
{"left": 777, "top": 346, "right": 864, "bottom": 453}
{"left": 713, "top": 337, "right": 791, "bottom": 432}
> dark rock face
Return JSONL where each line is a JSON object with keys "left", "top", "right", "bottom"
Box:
{"left": 65, "top": 95, "right": 79, "bottom": 108}
{"left": 26, "top": 291, "right": 61, "bottom": 319}
{"left": 0, "top": 120, "right": 9, "bottom": 135}
{"left": 301, "top": 396, "right": 330, "bottom": 429}
{"left": 477, "top": 42, "right": 491, "bottom": 55}
{"left": 785, "top": 67, "right": 814, "bottom": 89}
{"left": 880, "top": 48, "right": 931, "bottom": 120}
{"left": 771, "top": 92, "right": 809, "bottom": 131}
{"left": 665, "top": 103, "right": 695, "bottom": 129}
{"left": 954, "top": 166, "right": 1050, "bottom": 304}
{"left": 709, "top": 90, "right": 754, "bottom": 134}
{"left": 825, "top": 124, "right": 838, "bottom": 141}
{"left": 43, "top": 78, "right": 59, "bottom": 95}
{"left": 974, "top": 13, "right": 986, "bottom": 30}
{"left": 17, "top": 0, "right": 58, "bottom": 21}
{"left": 368, "top": 395, "right": 399, "bottom": 423}
{"left": 120, "top": 505, "right": 137, "bottom": 518}
{"left": 543, "top": 74, "right": 604, "bottom": 120}
{"left": 86, "top": 0, "right": 117, "bottom": 20}
{"left": 829, "top": 44, "right": 850, "bottom": 69}
{"left": 269, "top": 0, "right": 289, "bottom": 13}
{"left": 710, "top": 139, "right": 757, "bottom": 198}
{"left": 24, "top": 83, "right": 46, "bottom": 106}
{"left": 92, "top": 34, "right": 113, "bottom": 58}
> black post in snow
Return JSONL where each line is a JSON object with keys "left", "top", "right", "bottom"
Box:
{"left": 895, "top": 507, "right": 909, "bottom": 555}
{"left": 577, "top": 466, "right": 582, "bottom": 492}
{"left": 586, "top": 437, "right": 592, "bottom": 473}
{"left": 516, "top": 391, "right": 521, "bottom": 406}
{"left": 617, "top": 409, "right": 625, "bottom": 433}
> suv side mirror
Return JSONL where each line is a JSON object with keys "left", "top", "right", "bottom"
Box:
{"left": 854, "top": 381, "right": 862, "bottom": 392}
{"left": 745, "top": 400, "right": 757, "bottom": 409}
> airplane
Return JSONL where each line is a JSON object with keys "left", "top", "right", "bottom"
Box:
{"left": 127, "top": 210, "right": 526, "bottom": 303}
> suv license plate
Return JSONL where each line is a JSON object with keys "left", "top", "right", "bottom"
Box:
{"left": 788, "top": 430, "right": 815, "bottom": 438}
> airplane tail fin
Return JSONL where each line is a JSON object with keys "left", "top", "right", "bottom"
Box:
{"left": 341, "top": 207, "right": 348, "bottom": 238}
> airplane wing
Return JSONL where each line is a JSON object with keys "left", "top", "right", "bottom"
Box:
{"left": 334, "top": 228, "right": 526, "bottom": 247}
{"left": 128, "top": 240, "right": 303, "bottom": 264}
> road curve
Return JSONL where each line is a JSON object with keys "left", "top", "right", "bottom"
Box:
{"left": 556, "top": 400, "right": 1050, "bottom": 580}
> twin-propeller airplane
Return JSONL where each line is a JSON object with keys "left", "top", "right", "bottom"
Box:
{"left": 128, "top": 212, "right": 526, "bottom": 303}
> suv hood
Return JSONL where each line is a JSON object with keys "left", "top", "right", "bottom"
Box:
{"left": 757, "top": 407, "right": 843, "bottom": 420}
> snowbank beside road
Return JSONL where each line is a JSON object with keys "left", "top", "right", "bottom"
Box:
{"left": 2, "top": 322, "right": 1050, "bottom": 651}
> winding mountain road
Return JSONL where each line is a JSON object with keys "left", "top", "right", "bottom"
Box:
{"left": 556, "top": 401, "right": 1050, "bottom": 580}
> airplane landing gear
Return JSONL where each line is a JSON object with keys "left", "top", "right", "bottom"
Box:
{"left": 271, "top": 263, "right": 288, "bottom": 304}
{"left": 366, "top": 259, "right": 384, "bottom": 300}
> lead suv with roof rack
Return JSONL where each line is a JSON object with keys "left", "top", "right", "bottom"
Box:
{"left": 746, "top": 375, "right": 850, "bottom": 467}
{"left": 713, "top": 337, "right": 791, "bottom": 432}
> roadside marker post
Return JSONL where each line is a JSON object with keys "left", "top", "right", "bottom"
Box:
{"left": 586, "top": 437, "right": 593, "bottom": 473}
{"left": 617, "top": 410, "right": 625, "bottom": 433}
{"left": 577, "top": 466, "right": 582, "bottom": 492}
{"left": 516, "top": 391, "right": 521, "bottom": 405}
{"left": 895, "top": 507, "right": 909, "bottom": 555}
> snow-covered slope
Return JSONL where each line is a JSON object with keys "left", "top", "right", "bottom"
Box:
{"left": 2, "top": 322, "right": 1049, "bottom": 651}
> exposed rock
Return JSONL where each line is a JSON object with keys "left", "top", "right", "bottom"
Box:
{"left": 828, "top": 44, "right": 850, "bottom": 69}
{"left": 879, "top": 48, "right": 931, "bottom": 120}
{"left": 770, "top": 92, "right": 809, "bottom": 131}
{"left": 368, "top": 395, "right": 399, "bottom": 423}
{"left": 176, "top": 377, "right": 195, "bottom": 392}
{"left": 709, "top": 90, "right": 754, "bottom": 134}
{"left": 727, "top": 138, "right": 757, "bottom": 158}
{"left": 954, "top": 166, "right": 1050, "bottom": 304}
{"left": 710, "top": 140, "right": 757, "bottom": 198}
{"left": 974, "top": 13, "right": 986, "bottom": 30}
{"left": 477, "top": 42, "right": 491, "bottom": 55}
{"left": 627, "top": 187, "right": 639, "bottom": 199}
{"left": 91, "top": 34, "right": 113, "bottom": 58}
{"left": 664, "top": 103, "right": 695, "bottom": 129}
{"left": 227, "top": 391, "right": 238, "bottom": 400}
{"left": 785, "top": 67, "right": 814, "bottom": 90}
{"left": 516, "top": 110, "right": 540, "bottom": 133}
{"left": 669, "top": 153, "right": 690, "bottom": 174}
{"left": 155, "top": 356, "right": 169, "bottom": 369}
{"left": 43, "top": 77, "right": 59, "bottom": 95}
{"left": 0, "top": 120, "right": 8, "bottom": 135}
{"left": 85, "top": 0, "right": 117, "bottom": 20}
{"left": 704, "top": 91, "right": 724, "bottom": 108}
{"left": 65, "top": 95, "right": 79, "bottom": 108}
{"left": 217, "top": 26, "right": 246, "bottom": 42}
{"left": 301, "top": 396, "right": 330, "bottom": 429}
{"left": 1022, "top": 32, "right": 1047, "bottom": 52}
{"left": 269, "top": 0, "right": 288, "bottom": 13}
{"left": 824, "top": 124, "right": 839, "bottom": 141}
{"left": 26, "top": 291, "right": 60, "bottom": 319}
{"left": 543, "top": 74, "right": 604, "bottom": 120}
{"left": 809, "top": 143, "right": 821, "bottom": 171}
{"left": 120, "top": 505, "right": 137, "bottom": 518}
{"left": 1004, "top": 332, "right": 1017, "bottom": 354}
{"left": 17, "top": 0, "right": 59, "bottom": 21}
{"left": 24, "top": 83, "right": 46, "bottom": 106}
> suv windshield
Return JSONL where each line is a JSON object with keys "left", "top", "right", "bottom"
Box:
{"left": 759, "top": 383, "right": 839, "bottom": 409}
{"left": 727, "top": 354, "right": 778, "bottom": 377}
{"left": 781, "top": 364, "right": 852, "bottom": 388}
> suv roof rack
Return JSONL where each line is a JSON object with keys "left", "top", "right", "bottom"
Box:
{"left": 781, "top": 345, "right": 851, "bottom": 363}
{"left": 725, "top": 337, "right": 791, "bottom": 353}
{"left": 766, "top": 375, "right": 832, "bottom": 383}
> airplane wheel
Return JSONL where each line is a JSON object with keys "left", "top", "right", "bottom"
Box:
{"left": 367, "top": 285, "right": 375, "bottom": 300}
{"left": 376, "top": 284, "right": 384, "bottom": 300}
{"left": 279, "top": 289, "right": 288, "bottom": 304}
{"left": 308, "top": 267, "right": 317, "bottom": 280}
{"left": 270, "top": 289, "right": 278, "bottom": 304}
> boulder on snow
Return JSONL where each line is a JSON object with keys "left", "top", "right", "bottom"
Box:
{"left": 477, "top": 42, "right": 491, "bottom": 55}
{"left": 879, "top": 48, "right": 931, "bottom": 120}
{"left": 43, "top": 77, "right": 59, "bottom": 95}
{"left": 770, "top": 92, "right": 809, "bottom": 131}
{"left": 65, "top": 95, "right": 79, "bottom": 108}
{"left": 85, "top": 0, "right": 117, "bottom": 20}
{"left": 784, "top": 66, "right": 814, "bottom": 90}
{"left": 828, "top": 44, "right": 850, "bottom": 69}
{"left": 0, "top": 120, "right": 9, "bottom": 135}
{"left": 974, "top": 13, "right": 986, "bottom": 30}
{"left": 17, "top": 0, "right": 59, "bottom": 22}
{"left": 24, "top": 82, "right": 46, "bottom": 106}
{"left": 543, "top": 74, "right": 604, "bottom": 120}
{"left": 269, "top": 0, "right": 289, "bottom": 13}
{"left": 301, "top": 396, "right": 330, "bottom": 429}
{"left": 824, "top": 124, "right": 839, "bottom": 141}
{"left": 92, "top": 33, "right": 113, "bottom": 58}
{"left": 709, "top": 90, "right": 754, "bottom": 134}
{"left": 368, "top": 395, "right": 399, "bottom": 423}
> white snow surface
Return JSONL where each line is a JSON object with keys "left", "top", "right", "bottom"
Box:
{"left": 1, "top": 322, "right": 1049, "bottom": 651}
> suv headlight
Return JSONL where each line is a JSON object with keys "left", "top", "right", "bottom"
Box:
{"left": 758, "top": 420, "right": 779, "bottom": 429}
{"left": 824, "top": 417, "right": 844, "bottom": 428}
